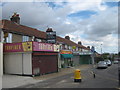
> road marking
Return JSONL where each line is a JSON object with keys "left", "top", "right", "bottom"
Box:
{"left": 89, "top": 70, "right": 119, "bottom": 82}
{"left": 57, "top": 80, "right": 67, "bottom": 84}
{"left": 90, "top": 71, "right": 118, "bottom": 82}
{"left": 96, "top": 74, "right": 119, "bottom": 82}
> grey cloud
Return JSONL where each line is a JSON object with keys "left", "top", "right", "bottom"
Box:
{"left": 81, "top": 7, "right": 118, "bottom": 41}
{"left": 2, "top": 2, "right": 118, "bottom": 41}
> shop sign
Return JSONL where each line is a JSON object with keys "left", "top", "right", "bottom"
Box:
{"left": 4, "top": 42, "right": 32, "bottom": 52}
{"left": 22, "top": 42, "right": 32, "bottom": 52}
{"left": 46, "top": 31, "right": 56, "bottom": 44}
{"left": 4, "top": 41, "right": 59, "bottom": 52}
{"left": 54, "top": 44, "right": 60, "bottom": 52}
{"left": 60, "top": 50, "right": 72, "bottom": 54}
{"left": 33, "top": 42, "right": 54, "bottom": 52}
{"left": 79, "top": 51, "right": 92, "bottom": 55}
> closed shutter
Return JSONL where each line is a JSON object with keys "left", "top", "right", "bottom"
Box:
{"left": 32, "top": 53, "right": 58, "bottom": 75}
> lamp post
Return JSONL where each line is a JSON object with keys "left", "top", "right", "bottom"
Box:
{"left": 101, "top": 44, "right": 102, "bottom": 54}
{"left": 91, "top": 46, "right": 96, "bottom": 78}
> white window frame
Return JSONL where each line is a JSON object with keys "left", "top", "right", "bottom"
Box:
{"left": 6, "top": 33, "right": 12, "bottom": 43}
{"left": 0, "top": 29, "right": 3, "bottom": 42}
{"left": 23, "top": 36, "right": 29, "bottom": 42}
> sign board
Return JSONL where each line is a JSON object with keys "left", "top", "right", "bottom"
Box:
{"left": 4, "top": 42, "right": 59, "bottom": 52}
{"left": 60, "top": 50, "right": 72, "bottom": 54}
{"left": 73, "top": 51, "right": 92, "bottom": 55}
{"left": 72, "top": 46, "right": 76, "bottom": 49}
{"left": 54, "top": 45, "right": 60, "bottom": 52}
{"left": 46, "top": 31, "right": 56, "bottom": 44}
{"left": 79, "top": 52, "right": 92, "bottom": 55}
{"left": 33, "top": 42, "right": 54, "bottom": 52}
{"left": 4, "top": 42, "right": 32, "bottom": 52}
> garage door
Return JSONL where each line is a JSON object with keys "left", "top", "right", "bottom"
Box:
{"left": 32, "top": 54, "right": 58, "bottom": 75}
{"left": 4, "top": 53, "right": 23, "bottom": 74}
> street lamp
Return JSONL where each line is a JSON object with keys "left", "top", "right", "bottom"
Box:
{"left": 101, "top": 44, "right": 102, "bottom": 54}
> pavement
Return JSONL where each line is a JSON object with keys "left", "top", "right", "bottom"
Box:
{"left": 2, "top": 64, "right": 92, "bottom": 89}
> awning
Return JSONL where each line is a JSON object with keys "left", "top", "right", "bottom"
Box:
{"left": 61, "top": 54, "right": 73, "bottom": 58}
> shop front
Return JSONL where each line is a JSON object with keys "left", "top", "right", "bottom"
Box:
{"left": 72, "top": 51, "right": 80, "bottom": 66}
{"left": 60, "top": 50, "right": 73, "bottom": 68}
{"left": 79, "top": 51, "right": 92, "bottom": 64}
{"left": 3, "top": 41, "right": 59, "bottom": 76}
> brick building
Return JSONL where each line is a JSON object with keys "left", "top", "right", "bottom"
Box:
{"left": 0, "top": 13, "right": 92, "bottom": 76}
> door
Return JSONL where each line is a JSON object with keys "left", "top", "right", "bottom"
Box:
{"left": 23, "top": 53, "right": 32, "bottom": 75}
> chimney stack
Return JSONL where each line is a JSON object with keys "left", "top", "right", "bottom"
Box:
{"left": 87, "top": 46, "right": 90, "bottom": 49}
{"left": 10, "top": 13, "right": 20, "bottom": 24}
{"left": 46, "top": 28, "right": 53, "bottom": 32}
{"left": 78, "top": 41, "right": 82, "bottom": 45}
{"left": 65, "top": 36, "right": 70, "bottom": 40}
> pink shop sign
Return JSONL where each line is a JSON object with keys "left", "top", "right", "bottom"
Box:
{"left": 33, "top": 42, "right": 54, "bottom": 52}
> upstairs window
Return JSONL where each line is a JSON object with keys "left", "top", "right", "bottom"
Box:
{"left": 35, "top": 38, "right": 42, "bottom": 42}
{"left": 23, "top": 36, "right": 29, "bottom": 42}
{"left": 6, "top": 33, "right": 12, "bottom": 43}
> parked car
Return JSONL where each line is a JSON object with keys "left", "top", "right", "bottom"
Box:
{"left": 97, "top": 61, "right": 108, "bottom": 69}
{"left": 113, "top": 60, "right": 118, "bottom": 64}
{"left": 104, "top": 59, "right": 112, "bottom": 66}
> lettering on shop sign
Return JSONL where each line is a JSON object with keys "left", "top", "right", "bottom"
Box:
{"left": 4, "top": 44, "right": 22, "bottom": 52}
{"left": 60, "top": 50, "right": 72, "bottom": 54}
{"left": 33, "top": 42, "right": 54, "bottom": 52}
{"left": 38, "top": 43, "right": 53, "bottom": 51}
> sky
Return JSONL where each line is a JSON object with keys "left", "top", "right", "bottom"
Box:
{"left": 0, "top": 0, "right": 119, "bottom": 54}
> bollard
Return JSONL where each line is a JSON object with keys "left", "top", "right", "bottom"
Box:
{"left": 93, "top": 72, "right": 96, "bottom": 78}
{"left": 74, "top": 69, "right": 82, "bottom": 82}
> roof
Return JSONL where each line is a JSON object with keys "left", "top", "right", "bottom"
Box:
{"left": 0, "top": 19, "right": 90, "bottom": 50}
{"left": 56, "top": 36, "right": 90, "bottom": 50}
{"left": 1, "top": 19, "right": 46, "bottom": 39}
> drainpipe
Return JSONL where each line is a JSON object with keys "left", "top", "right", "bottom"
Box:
{"left": 0, "top": 30, "right": 3, "bottom": 90}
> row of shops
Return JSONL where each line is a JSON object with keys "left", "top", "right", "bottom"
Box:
{"left": 3, "top": 41, "right": 92, "bottom": 76}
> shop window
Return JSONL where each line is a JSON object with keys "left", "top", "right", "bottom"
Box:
{"left": 23, "top": 36, "right": 29, "bottom": 42}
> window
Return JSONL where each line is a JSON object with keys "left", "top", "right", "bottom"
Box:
{"left": 65, "top": 45, "right": 68, "bottom": 49}
{"left": 35, "top": 38, "right": 41, "bottom": 42}
{"left": 60, "top": 45, "right": 63, "bottom": 50}
{"left": 69, "top": 46, "right": 72, "bottom": 50}
{"left": 6, "top": 33, "right": 12, "bottom": 43}
{"left": 76, "top": 47, "right": 78, "bottom": 51}
{"left": 0, "top": 30, "right": 3, "bottom": 42}
{"left": 23, "top": 36, "right": 29, "bottom": 42}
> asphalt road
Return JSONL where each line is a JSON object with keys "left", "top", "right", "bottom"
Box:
{"left": 19, "top": 64, "right": 119, "bottom": 88}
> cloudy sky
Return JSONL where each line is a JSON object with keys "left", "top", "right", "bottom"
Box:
{"left": 0, "top": 0, "right": 119, "bottom": 54}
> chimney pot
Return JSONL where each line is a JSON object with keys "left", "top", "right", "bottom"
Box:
{"left": 78, "top": 41, "right": 82, "bottom": 45}
{"left": 10, "top": 13, "right": 20, "bottom": 24}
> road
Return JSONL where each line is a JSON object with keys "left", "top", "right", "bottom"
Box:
{"left": 19, "top": 64, "right": 119, "bottom": 88}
